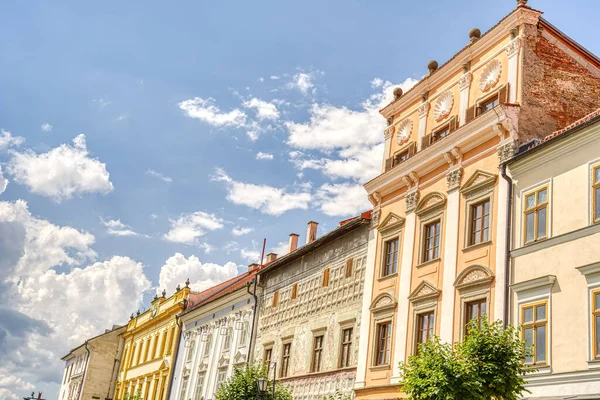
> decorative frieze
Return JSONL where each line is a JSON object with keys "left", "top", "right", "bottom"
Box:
{"left": 405, "top": 190, "right": 420, "bottom": 213}
{"left": 497, "top": 140, "right": 519, "bottom": 164}
{"left": 433, "top": 91, "right": 454, "bottom": 122}
{"left": 370, "top": 209, "right": 380, "bottom": 229}
{"left": 458, "top": 72, "right": 473, "bottom": 90}
{"left": 417, "top": 102, "right": 430, "bottom": 118}
{"left": 446, "top": 168, "right": 463, "bottom": 192}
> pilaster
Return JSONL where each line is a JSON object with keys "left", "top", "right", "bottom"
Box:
{"left": 417, "top": 103, "right": 430, "bottom": 151}
{"left": 506, "top": 37, "right": 522, "bottom": 103}
{"left": 383, "top": 127, "right": 394, "bottom": 171}
{"left": 458, "top": 73, "right": 472, "bottom": 126}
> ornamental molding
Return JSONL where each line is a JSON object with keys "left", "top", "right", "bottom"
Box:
{"left": 378, "top": 212, "right": 405, "bottom": 235}
{"left": 510, "top": 275, "right": 556, "bottom": 294}
{"left": 460, "top": 170, "right": 497, "bottom": 195}
{"left": 395, "top": 118, "right": 413, "bottom": 145}
{"left": 409, "top": 281, "right": 441, "bottom": 302}
{"left": 498, "top": 140, "right": 519, "bottom": 164}
{"left": 384, "top": 125, "right": 395, "bottom": 140}
{"left": 480, "top": 58, "right": 503, "bottom": 93}
{"left": 415, "top": 192, "right": 446, "bottom": 216}
{"left": 446, "top": 168, "right": 463, "bottom": 192}
{"left": 405, "top": 190, "right": 420, "bottom": 213}
{"left": 433, "top": 91, "right": 454, "bottom": 122}
{"left": 370, "top": 292, "right": 397, "bottom": 313}
{"left": 458, "top": 72, "right": 473, "bottom": 90}
{"left": 370, "top": 209, "right": 381, "bottom": 229}
{"left": 454, "top": 265, "right": 495, "bottom": 290}
{"left": 506, "top": 37, "right": 522, "bottom": 58}
{"left": 417, "top": 102, "right": 430, "bottom": 118}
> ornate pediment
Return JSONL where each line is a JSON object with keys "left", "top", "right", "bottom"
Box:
{"left": 454, "top": 265, "right": 495, "bottom": 290}
{"left": 218, "top": 355, "right": 229, "bottom": 368}
{"left": 233, "top": 351, "right": 247, "bottom": 365}
{"left": 378, "top": 212, "right": 405, "bottom": 234}
{"left": 415, "top": 192, "right": 446, "bottom": 216}
{"left": 460, "top": 170, "right": 497, "bottom": 196}
{"left": 157, "top": 359, "right": 169, "bottom": 370}
{"left": 369, "top": 293, "right": 397, "bottom": 313}
{"left": 409, "top": 281, "right": 441, "bottom": 302}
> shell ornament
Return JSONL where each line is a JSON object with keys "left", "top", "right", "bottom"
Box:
{"left": 395, "top": 118, "right": 413, "bottom": 145}
{"left": 433, "top": 91, "right": 454, "bottom": 122}
{"left": 479, "top": 59, "right": 502, "bottom": 92}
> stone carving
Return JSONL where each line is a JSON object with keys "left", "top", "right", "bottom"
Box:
{"left": 378, "top": 212, "right": 405, "bottom": 233}
{"left": 370, "top": 209, "right": 381, "bottom": 228}
{"left": 396, "top": 118, "right": 413, "bottom": 145}
{"left": 405, "top": 191, "right": 420, "bottom": 213}
{"left": 480, "top": 59, "right": 502, "bottom": 92}
{"left": 460, "top": 170, "right": 497, "bottom": 195}
{"left": 446, "top": 168, "right": 463, "bottom": 192}
{"left": 409, "top": 281, "right": 441, "bottom": 301}
{"left": 506, "top": 37, "right": 522, "bottom": 57}
{"left": 458, "top": 72, "right": 473, "bottom": 90}
{"left": 463, "top": 269, "right": 487, "bottom": 284}
{"left": 415, "top": 192, "right": 446, "bottom": 216}
{"left": 497, "top": 140, "right": 519, "bottom": 164}
{"left": 417, "top": 102, "right": 430, "bottom": 118}
{"left": 454, "top": 265, "right": 495, "bottom": 290}
{"left": 433, "top": 91, "right": 454, "bottom": 122}
{"left": 384, "top": 125, "right": 395, "bottom": 140}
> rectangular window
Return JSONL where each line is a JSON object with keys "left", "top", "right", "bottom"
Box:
{"left": 393, "top": 148, "right": 410, "bottom": 167}
{"left": 194, "top": 372, "right": 205, "bottom": 400}
{"left": 521, "top": 301, "right": 548, "bottom": 365}
{"left": 291, "top": 283, "right": 298, "bottom": 300}
{"left": 311, "top": 335, "right": 324, "bottom": 372}
{"left": 593, "top": 166, "right": 600, "bottom": 223}
{"left": 479, "top": 95, "right": 499, "bottom": 114}
{"left": 524, "top": 186, "right": 549, "bottom": 244}
{"left": 216, "top": 368, "right": 227, "bottom": 388}
{"left": 263, "top": 347, "right": 273, "bottom": 366}
{"left": 179, "top": 376, "right": 188, "bottom": 400}
{"left": 593, "top": 290, "right": 600, "bottom": 359}
{"left": 375, "top": 322, "right": 392, "bottom": 366}
{"left": 464, "top": 299, "right": 487, "bottom": 335}
{"left": 203, "top": 334, "right": 212, "bottom": 358}
{"left": 239, "top": 322, "right": 248, "bottom": 347}
{"left": 339, "top": 327, "right": 353, "bottom": 368}
{"left": 186, "top": 340, "right": 196, "bottom": 362}
{"left": 383, "top": 239, "right": 399, "bottom": 276}
{"left": 345, "top": 259, "right": 353, "bottom": 278}
{"left": 272, "top": 291, "right": 279, "bottom": 307}
{"left": 431, "top": 125, "right": 450, "bottom": 143}
{"left": 281, "top": 343, "right": 291, "bottom": 377}
{"left": 415, "top": 312, "right": 435, "bottom": 353}
{"left": 152, "top": 335, "right": 159, "bottom": 359}
{"left": 222, "top": 329, "right": 232, "bottom": 352}
{"left": 322, "top": 268, "right": 330, "bottom": 287}
{"left": 423, "top": 220, "right": 441, "bottom": 262}
{"left": 470, "top": 200, "right": 490, "bottom": 245}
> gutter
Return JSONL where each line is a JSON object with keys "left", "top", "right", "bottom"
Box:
{"left": 77, "top": 341, "right": 91, "bottom": 400}
{"left": 246, "top": 278, "right": 259, "bottom": 363}
{"left": 501, "top": 163, "right": 513, "bottom": 327}
{"left": 165, "top": 306, "right": 185, "bottom": 400}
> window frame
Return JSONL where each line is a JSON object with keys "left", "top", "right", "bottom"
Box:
{"left": 193, "top": 372, "right": 205, "bottom": 400}
{"left": 179, "top": 376, "right": 189, "bottom": 400}
{"left": 520, "top": 300, "right": 549, "bottom": 366}
{"left": 381, "top": 238, "right": 399, "bottom": 277}
{"left": 593, "top": 164, "right": 600, "bottom": 224}
{"left": 414, "top": 311, "right": 435, "bottom": 354}
{"left": 464, "top": 298, "right": 487, "bottom": 336}
{"left": 339, "top": 327, "right": 354, "bottom": 368}
{"left": 593, "top": 289, "right": 600, "bottom": 360}
{"left": 522, "top": 184, "right": 550, "bottom": 245}
{"left": 311, "top": 334, "right": 324, "bottom": 372}
{"left": 263, "top": 346, "right": 273, "bottom": 366}
{"left": 422, "top": 219, "right": 441, "bottom": 263}
{"left": 431, "top": 123, "right": 451, "bottom": 144}
{"left": 280, "top": 341, "right": 292, "bottom": 378}
{"left": 374, "top": 320, "right": 392, "bottom": 366}
{"left": 469, "top": 199, "right": 491, "bottom": 246}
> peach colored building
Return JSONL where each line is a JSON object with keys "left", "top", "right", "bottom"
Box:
{"left": 354, "top": 2, "right": 600, "bottom": 399}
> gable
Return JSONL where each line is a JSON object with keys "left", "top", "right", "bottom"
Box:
{"left": 460, "top": 170, "right": 497, "bottom": 196}
{"left": 415, "top": 192, "right": 446, "bottom": 216}
{"left": 454, "top": 265, "right": 495, "bottom": 290}
{"left": 408, "top": 281, "right": 441, "bottom": 302}
{"left": 378, "top": 212, "right": 405, "bottom": 234}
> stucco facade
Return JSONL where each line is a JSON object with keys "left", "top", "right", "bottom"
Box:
{"left": 355, "top": 3, "right": 600, "bottom": 399}
{"left": 507, "top": 110, "right": 600, "bottom": 398}
{"left": 169, "top": 271, "right": 258, "bottom": 400}
{"left": 58, "top": 325, "right": 126, "bottom": 400}
{"left": 255, "top": 216, "right": 371, "bottom": 400}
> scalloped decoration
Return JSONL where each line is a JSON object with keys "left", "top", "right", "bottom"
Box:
{"left": 433, "top": 91, "right": 454, "bottom": 122}
{"left": 479, "top": 59, "right": 502, "bottom": 92}
{"left": 395, "top": 119, "right": 413, "bottom": 145}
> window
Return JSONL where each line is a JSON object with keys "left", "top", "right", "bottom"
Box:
{"left": 345, "top": 259, "right": 353, "bottom": 278}
{"left": 375, "top": 322, "right": 392, "bottom": 366}
{"left": 431, "top": 125, "right": 450, "bottom": 143}
{"left": 470, "top": 200, "right": 490, "bottom": 245}
{"left": 415, "top": 312, "right": 435, "bottom": 353}
{"left": 222, "top": 328, "right": 232, "bottom": 352}
{"left": 593, "top": 290, "right": 600, "bottom": 359}
{"left": 423, "top": 220, "right": 441, "bottom": 262}
{"left": 382, "top": 239, "right": 399, "bottom": 277}
{"left": 322, "top": 268, "right": 330, "bottom": 287}
{"left": 186, "top": 340, "right": 196, "bottom": 362}
{"left": 311, "top": 335, "right": 324, "bottom": 372}
{"left": 393, "top": 148, "right": 410, "bottom": 166}
{"left": 159, "top": 330, "right": 166, "bottom": 357}
{"left": 339, "top": 327, "right": 353, "bottom": 368}
{"left": 593, "top": 166, "right": 600, "bottom": 223}
{"left": 464, "top": 299, "right": 487, "bottom": 335}
{"left": 216, "top": 368, "right": 227, "bottom": 388}
{"left": 152, "top": 334, "right": 159, "bottom": 359}
{"left": 203, "top": 334, "right": 212, "bottom": 358}
{"left": 193, "top": 372, "right": 205, "bottom": 400}
{"left": 263, "top": 347, "right": 273, "bottom": 366}
{"left": 521, "top": 301, "right": 548, "bottom": 365}
{"left": 136, "top": 341, "right": 143, "bottom": 365}
{"left": 179, "top": 376, "right": 188, "bottom": 400}
{"left": 291, "top": 283, "right": 298, "bottom": 300}
{"left": 130, "top": 344, "right": 137, "bottom": 367}
{"left": 479, "top": 95, "right": 499, "bottom": 114}
{"left": 524, "top": 186, "right": 549, "bottom": 244}
{"left": 281, "top": 343, "right": 291, "bottom": 377}
{"left": 272, "top": 291, "right": 279, "bottom": 307}
{"left": 239, "top": 322, "right": 248, "bottom": 347}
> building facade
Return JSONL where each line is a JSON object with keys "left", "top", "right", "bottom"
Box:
{"left": 507, "top": 109, "right": 600, "bottom": 398}
{"left": 169, "top": 270, "right": 258, "bottom": 400}
{"left": 255, "top": 216, "right": 371, "bottom": 400}
{"left": 355, "top": 2, "right": 600, "bottom": 399}
{"left": 58, "top": 325, "right": 126, "bottom": 400}
{"left": 115, "top": 285, "right": 190, "bottom": 400}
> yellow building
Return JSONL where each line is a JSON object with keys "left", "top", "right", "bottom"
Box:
{"left": 116, "top": 284, "right": 190, "bottom": 400}
{"left": 354, "top": 1, "right": 600, "bottom": 399}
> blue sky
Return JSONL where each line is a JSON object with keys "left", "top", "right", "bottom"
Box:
{"left": 0, "top": 0, "right": 598, "bottom": 398}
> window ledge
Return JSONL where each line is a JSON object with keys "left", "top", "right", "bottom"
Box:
{"left": 587, "top": 359, "right": 600, "bottom": 369}
{"left": 416, "top": 258, "right": 441, "bottom": 269}
{"left": 378, "top": 272, "right": 398, "bottom": 282}
{"left": 525, "top": 364, "right": 551, "bottom": 375}
{"left": 369, "top": 364, "right": 391, "bottom": 372}
{"left": 462, "top": 240, "right": 492, "bottom": 252}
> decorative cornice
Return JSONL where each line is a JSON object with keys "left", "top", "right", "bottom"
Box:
{"left": 415, "top": 192, "right": 447, "bottom": 216}
{"left": 458, "top": 72, "right": 473, "bottom": 90}
{"left": 405, "top": 190, "right": 420, "bottom": 213}
{"left": 460, "top": 170, "right": 497, "bottom": 195}
{"left": 577, "top": 262, "right": 600, "bottom": 277}
{"left": 510, "top": 275, "right": 556, "bottom": 293}
{"left": 417, "top": 102, "right": 430, "bottom": 118}
{"left": 506, "top": 37, "right": 522, "bottom": 58}
{"left": 446, "top": 168, "right": 463, "bottom": 192}
{"left": 498, "top": 140, "right": 519, "bottom": 164}
{"left": 378, "top": 212, "right": 405, "bottom": 235}
{"left": 370, "top": 293, "right": 397, "bottom": 313}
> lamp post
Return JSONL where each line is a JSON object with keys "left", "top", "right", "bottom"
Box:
{"left": 256, "top": 377, "right": 268, "bottom": 400}
{"left": 270, "top": 362, "right": 277, "bottom": 400}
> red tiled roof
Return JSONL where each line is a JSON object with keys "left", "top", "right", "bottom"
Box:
{"left": 185, "top": 269, "right": 258, "bottom": 313}
{"left": 541, "top": 108, "right": 600, "bottom": 143}
{"left": 338, "top": 210, "right": 372, "bottom": 227}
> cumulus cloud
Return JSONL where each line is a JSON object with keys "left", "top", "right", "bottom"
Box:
{"left": 315, "top": 182, "right": 371, "bottom": 217}
{"left": 7, "top": 134, "right": 114, "bottom": 202}
{"left": 178, "top": 97, "right": 246, "bottom": 128}
{"left": 240, "top": 248, "right": 260, "bottom": 263}
{"left": 288, "top": 72, "right": 314, "bottom": 94}
{"left": 100, "top": 218, "right": 143, "bottom": 237}
{"left": 232, "top": 226, "right": 253, "bottom": 236}
{"left": 40, "top": 123, "right": 53, "bottom": 132}
{"left": 0, "top": 130, "right": 25, "bottom": 151}
{"left": 271, "top": 241, "right": 289, "bottom": 258}
{"left": 256, "top": 152, "right": 274, "bottom": 160}
{"left": 212, "top": 168, "right": 311, "bottom": 216}
{"left": 146, "top": 169, "right": 173, "bottom": 183}
{"left": 0, "top": 167, "right": 8, "bottom": 195}
{"left": 157, "top": 253, "right": 239, "bottom": 294}
{"left": 0, "top": 388, "right": 19, "bottom": 400}
{"left": 163, "top": 211, "right": 224, "bottom": 245}
{"left": 243, "top": 98, "right": 280, "bottom": 120}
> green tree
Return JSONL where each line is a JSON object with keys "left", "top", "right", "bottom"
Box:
{"left": 215, "top": 363, "right": 292, "bottom": 400}
{"left": 122, "top": 390, "right": 142, "bottom": 400}
{"left": 399, "top": 318, "right": 533, "bottom": 400}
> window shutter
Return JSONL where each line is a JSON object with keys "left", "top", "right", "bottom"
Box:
{"left": 409, "top": 141, "right": 417, "bottom": 156}
{"left": 449, "top": 116, "right": 457, "bottom": 133}
{"left": 291, "top": 283, "right": 297, "bottom": 300}
{"left": 273, "top": 291, "right": 279, "bottom": 307}
{"left": 421, "top": 134, "right": 432, "bottom": 150}
{"left": 322, "top": 268, "right": 330, "bottom": 287}
{"left": 345, "top": 259, "right": 353, "bottom": 278}
{"left": 385, "top": 157, "right": 393, "bottom": 172}
{"left": 499, "top": 83, "right": 510, "bottom": 104}
{"left": 465, "top": 105, "right": 476, "bottom": 123}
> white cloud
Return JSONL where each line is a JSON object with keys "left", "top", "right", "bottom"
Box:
{"left": 271, "top": 241, "right": 289, "bottom": 257}
{"left": 270, "top": 75, "right": 280, "bottom": 80}
{"left": 0, "top": 130, "right": 25, "bottom": 150}
{"left": 232, "top": 226, "right": 253, "bottom": 236}
{"left": 0, "top": 371, "right": 34, "bottom": 391}
{"left": 243, "top": 98, "right": 280, "bottom": 120}
{"left": 288, "top": 72, "right": 314, "bottom": 94}
{"left": 0, "top": 167, "right": 8, "bottom": 195}
{"left": 93, "top": 98, "right": 111, "bottom": 108}
{"left": 370, "top": 78, "right": 383, "bottom": 88}
{"left": 212, "top": 168, "right": 311, "bottom": 216}
{"left": 40, "top": 123, "right": 53, "bottom": 132}
{"left": 146, "top": 169, "right": 173, "bottom": 183}
{"left": 256, "top": 152, "right": 274, "bottom": 160}
{"left": 100, "top": 218, "right": 143, "bottom": 237}
{"left": 178, "top": 97, "right": 247, "bottom": 128}
{"left": 157, "top": 253, "right": 239, "bottom": 295}
{"left": 164, "top": 211, "right": 224, "bottom": 245}
{"left": 0, "top": 388, "right": 19, "bottom": 400}
{"left": 7, "top": 134, "right": 114, "bottom": 202}
{"left": 240, "top": 248, "right": 260, "bottom": 263}
{"left": 315, "top": 182, "right": 372, "bottom": 217}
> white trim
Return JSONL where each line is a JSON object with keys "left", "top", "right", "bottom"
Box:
{"left": 518, "top": 179, "right": 553, "bottom": 248}
{"left": 494, "top": 173, "right": 509, "bottom": 322}
{"left": 589, "top": 158, "right": 600, "bottom": 226}
{"left": 440, "top": 189, "right": 460, "bottom": 343}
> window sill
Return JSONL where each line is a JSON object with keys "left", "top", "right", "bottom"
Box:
{"left": 587, "top": 359, "right": 600, "bottom": 369}
{"left": 378, "top": 272, "right": 398, "bottom": 282}
{"left": 525, "top": 364, "right": 551, "bottom": 375}
{"left": 416, "top": 258, "right": 441, "bottom": 268}
{"left": 462, "top": 240, "right": 492, "bottom": 252}
{"left": 369, "top": 364, "right": 391, "bottom": 371}
{"left": 523, "top": 237, "right": 548, "bottom": 247}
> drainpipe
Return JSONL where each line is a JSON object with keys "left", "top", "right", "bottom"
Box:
{"left": 246, "top": 277, "right": 259, "bottom": 363}
{"left": 77, "top": 341, "right": 91, "bottom": 400}
{"left": 165, "top": 307, "right": 185, "bottom": 400}
{"left": 501, "top": 163, "right": 513, "bottom": 327}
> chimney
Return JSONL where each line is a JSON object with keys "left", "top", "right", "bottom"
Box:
{"left": 289, "top": 233, "right": 299, "bottom": 253}
{"left": 306, "top": 221, "right": 318, "bottom": 244}
{"left": 266, "top": 252, "right": 277, "bottom": 263}
{"left": 248, "top": 263, "right": 259, "bottom": 272}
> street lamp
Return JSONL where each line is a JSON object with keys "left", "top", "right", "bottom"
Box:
{"left": 256, "top": 377, "right": 268, "bottom": 399}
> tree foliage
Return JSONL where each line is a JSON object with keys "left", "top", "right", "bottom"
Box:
{"left": 399, "top": 318, "right": 533, "bottom": 400}
{"left": 122, "top": 390, "right": 142, "bottom": 400}
{"left": 215, "top": 363, "right": 292, "bottom": 400}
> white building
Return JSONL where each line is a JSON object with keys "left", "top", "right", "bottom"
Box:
{"left": 169, "top": 269, "right": 258, "bottom": 400}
